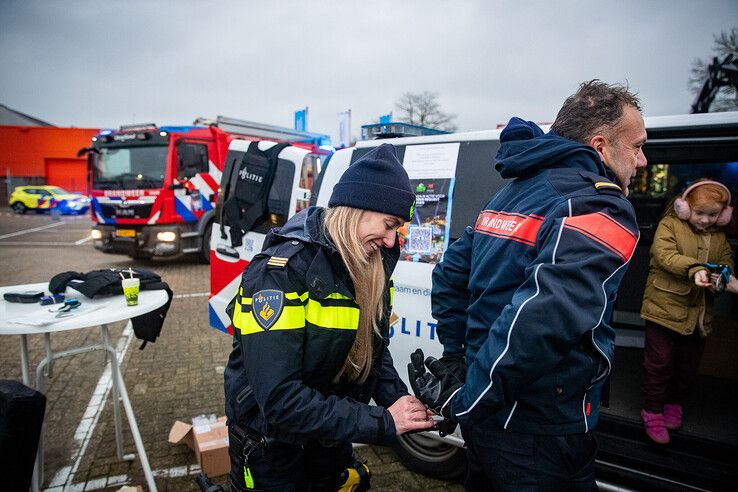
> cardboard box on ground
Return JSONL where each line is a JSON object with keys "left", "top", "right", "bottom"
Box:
{"left": 169, "top": 414, "right": 229, "bottom": 476}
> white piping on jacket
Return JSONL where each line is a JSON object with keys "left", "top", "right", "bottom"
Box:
{"left": 581, "top": 230, "right": 640, "bottom": 431}
{"left": 503, "top": 401, "right": 518, "bottom": 429}
{"left": 456, "top": 263, "right": 543, "bottom": 417}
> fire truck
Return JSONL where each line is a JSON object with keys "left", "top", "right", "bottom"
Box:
{"left": 82, "top": 117, "right": 329, "bottom": 263}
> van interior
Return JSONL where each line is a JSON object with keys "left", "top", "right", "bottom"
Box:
{"left": 600, "top": 122, "right": 738, "bottom": 491}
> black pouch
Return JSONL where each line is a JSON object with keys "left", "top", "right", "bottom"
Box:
{"left": 3, "top": 291, "right": 44, "bottom": 303}
{"left": 131, "top": 283, "right": 172, "bottom": 349}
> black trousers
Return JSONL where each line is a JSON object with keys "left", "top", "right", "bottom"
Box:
{"left": 460, "top": 422, "right": 598, "bottom": 491}
{"left": 230, "top": 438, "right": 354, "bottom": 492}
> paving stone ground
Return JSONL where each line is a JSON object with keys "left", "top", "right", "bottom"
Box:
{"left": 0, "top": 211, "right": 463, "bottom": 491}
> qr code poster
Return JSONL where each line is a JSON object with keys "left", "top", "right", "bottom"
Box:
{"left": 399, "top": 178, "right": 454, "bottom": 264}
{"left": 407, "top": 226, "right": 433, "bottom": 253}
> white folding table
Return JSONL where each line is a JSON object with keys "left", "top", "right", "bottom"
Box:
{"left": 0, "top": 282, "right": 168, "bottom": 492}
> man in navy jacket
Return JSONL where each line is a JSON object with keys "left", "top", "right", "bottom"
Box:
{"left": 431, "top": 80, "right": 646, "bottom": 490}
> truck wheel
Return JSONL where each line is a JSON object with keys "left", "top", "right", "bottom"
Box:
{"left": 199, "top": 221, "right": 213, "bottom": 264}
{"left": 394, "top": 433, "right": 465, "bottom": 480}
{"left": 11, "top": 202, "right": 26, "bottom": 214}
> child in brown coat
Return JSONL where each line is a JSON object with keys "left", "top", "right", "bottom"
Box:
{"left": 640, "top": 179, "right": 734, "bottom": 444}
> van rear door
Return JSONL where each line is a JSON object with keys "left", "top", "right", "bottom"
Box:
{"left": 597, "top": 112, "right": 738, "bottom": 491}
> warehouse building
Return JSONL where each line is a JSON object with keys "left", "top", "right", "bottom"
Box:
{"left": 1, "top": 104, "right": 98, "bottom": 205}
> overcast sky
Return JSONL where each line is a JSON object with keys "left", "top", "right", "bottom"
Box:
{"left": 1, "top": 1, "right": 736, "bottom": 145}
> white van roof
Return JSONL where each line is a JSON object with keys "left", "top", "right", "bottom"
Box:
{"left": 354, "top": 111, "right": 738, "bottom": 148}
{"left": 643, "top": 111, "right": 738, "bottom": 129}
{"left": 354, "top": 128, "right": 508, "bottom": 148}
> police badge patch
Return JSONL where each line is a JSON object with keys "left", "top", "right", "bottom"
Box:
{"left": 251, "top": 290, "right": 284, "bottom": 330}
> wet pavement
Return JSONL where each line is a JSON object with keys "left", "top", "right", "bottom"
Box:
{"left": 0, "top": 210, "right": 463, "bottom": 491}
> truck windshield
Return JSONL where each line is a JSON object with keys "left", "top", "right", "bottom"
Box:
{"left": 93, "top": 145, "right": 168, "bottom": 190}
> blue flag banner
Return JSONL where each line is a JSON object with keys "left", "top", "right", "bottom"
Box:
{"left": 379, "top": 113, "right": 392, "bottom": 124}
{"left": 294, "top": 109, "right": 307, "bottom": 131}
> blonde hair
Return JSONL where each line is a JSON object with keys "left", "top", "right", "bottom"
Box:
{"left": 324, "top": 206, "right": 386, "bottom": 383}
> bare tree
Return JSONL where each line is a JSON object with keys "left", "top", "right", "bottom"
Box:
{"left": 689, "top": 28, "right": 738, "bottom": 112}
{"left": 394, "top": 91, "right": 458, "bottom": 132}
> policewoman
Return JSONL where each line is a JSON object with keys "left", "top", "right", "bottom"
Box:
{"left": 224, "top": 144, "right": 434, "bottom": 491}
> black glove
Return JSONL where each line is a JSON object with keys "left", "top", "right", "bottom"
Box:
{"left": 407, "top": 349, "right": 463, "bottom": 419}
{"left": 439, "top": 353, "right": 467, "bottom": 384}
{"left": 431, "top": 417, "right": 457, "bottom": 438}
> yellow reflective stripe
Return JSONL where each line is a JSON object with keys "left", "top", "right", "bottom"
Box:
{"left": 324, "top": 292, "right": 352, "bottom": 300}
{"left": 270, "top": 305, "right": 305, "bottom": 330}
{"left": 285, "top": 292, "right": 309, "bottom": 302}
{"left": 236, "top": 304, "right": 305, "bottom": 335}
{"left": 235, "top": 289, "right": 357, "bottom": 332}
{"left": 305, "top": 299, "right": 359, "bottom": 330}
{"left": 388, "top": 276, "right": 395, "bottom": 307}
{"left": 232, "top": 300, "right": 255, "bottom": 334}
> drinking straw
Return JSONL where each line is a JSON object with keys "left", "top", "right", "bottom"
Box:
{"left": 119, "top": 272, "right": 126, "bottom": 281}
{"left": 129, "top": 267, "right": 133, "bottom": 279}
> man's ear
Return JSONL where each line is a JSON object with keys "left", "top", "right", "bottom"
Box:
{"left": 589, "top": 134, "right": 608, "bottom": 162}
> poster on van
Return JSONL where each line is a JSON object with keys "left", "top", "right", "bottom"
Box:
{"left": 400, "top": 143, "right": 459, "bottom": 264}
{"left": 399, "top": 178, "right": 454, "bottom": 263}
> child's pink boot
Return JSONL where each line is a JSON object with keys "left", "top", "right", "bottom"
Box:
{"left": 641, "top": 409, "right": 670, "bottom": 444}
{"left": 663, "top": 403, "right": 683, "bottom": 430}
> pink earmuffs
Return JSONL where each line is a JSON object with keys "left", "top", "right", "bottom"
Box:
{"left": 673, "top": 180, "right": 733, "bottom": 226}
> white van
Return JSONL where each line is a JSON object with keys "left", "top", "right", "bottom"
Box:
{"left": 210, "top": 112, "right": 738, "bottom": 490}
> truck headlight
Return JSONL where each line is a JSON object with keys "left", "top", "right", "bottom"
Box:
{"left": 157, "top": 231, "right": 177, "bottom": 242}
{"left": 91, "top": 229, "right": 102, "bottom": 239}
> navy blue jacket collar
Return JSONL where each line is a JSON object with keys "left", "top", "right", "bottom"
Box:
{"left": 495, "top": 118, "right": 613, "bottom": 182}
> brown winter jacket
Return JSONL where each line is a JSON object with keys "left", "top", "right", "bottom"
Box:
{"left": 640, "top": 213, "right": 733, "bottom": 336}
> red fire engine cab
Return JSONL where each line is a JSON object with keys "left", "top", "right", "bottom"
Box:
{"left": 85, "top": 118, "right": 329, "bottom": 263}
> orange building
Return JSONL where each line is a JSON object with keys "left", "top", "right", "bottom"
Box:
{"left": 1, "top": 124, "right": 99, "bottom": 204}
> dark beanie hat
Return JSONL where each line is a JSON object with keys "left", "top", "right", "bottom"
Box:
{"left": 328, "top": 143, "right": 416, "bottom": 221}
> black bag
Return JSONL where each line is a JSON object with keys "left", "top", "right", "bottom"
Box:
{"left": 48, "top": 268, "right": 163, "bottom": 298}
{"left": 48, "top": 268, "right": 172, "bottom": 349}
{"left": 131, "top": 283, "right": 172, "bottom": 350}
{"left": 0, "top": 380, "right": 46, "bottom": 492}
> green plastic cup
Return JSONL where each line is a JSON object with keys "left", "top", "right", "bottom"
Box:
{"left": 122, "top": 278, "right": 140, "bottom": 306}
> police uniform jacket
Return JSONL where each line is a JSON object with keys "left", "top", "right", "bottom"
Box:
{"left": 432, "top": 121, "right": 639, "bottom": 435}
{"left": 224, "top": 207, "right": 407, "bottom": 446}
{"left": 641, "top": 213, "right": 733, "bottom": 336}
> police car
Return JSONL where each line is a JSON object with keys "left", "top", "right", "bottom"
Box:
{"left": 210, "top": 112, "right": 738, "bottom": 490}
{"left": 9, "top": 185, "right": 90, "bottom": 215}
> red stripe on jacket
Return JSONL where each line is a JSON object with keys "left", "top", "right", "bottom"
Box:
{"left": 475, "top": 210, "right": 544, "bottom": 246}
{"left": 563, "top": 212, "right": 637, "bottom": 262}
